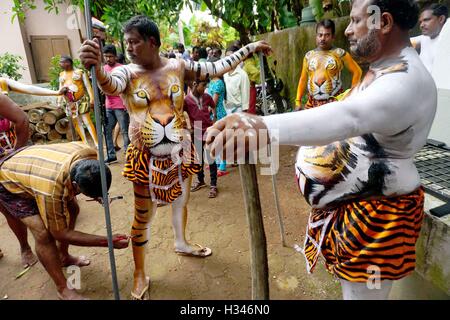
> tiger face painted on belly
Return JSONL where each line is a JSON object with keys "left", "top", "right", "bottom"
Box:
{"left": 123, "top": 61, "right": 187, "bottom": 156}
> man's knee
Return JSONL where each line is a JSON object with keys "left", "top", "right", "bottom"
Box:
{"left": 33, "top": 227, "right": 53, "bottom": 245}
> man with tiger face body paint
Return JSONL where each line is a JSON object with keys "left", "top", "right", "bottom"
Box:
{"left": 295, "top": 19, "right": 362, "bottom": 110}
{"left": 207, "top": 0, "right": 436, "bottom": 300}
{"left": 79, "top": 15, "right": 271, "bottom": 299}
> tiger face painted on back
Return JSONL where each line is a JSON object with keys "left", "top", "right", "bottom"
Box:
{"left": 122, "top": 59, "right": 187, "bottom": 156}
{"left": 306, "top": 48, "right": 345, "bottom": 100}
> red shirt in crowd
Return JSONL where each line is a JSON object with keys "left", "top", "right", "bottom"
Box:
{"left": 184, "top": 93, "right": 215, "bottom": 140}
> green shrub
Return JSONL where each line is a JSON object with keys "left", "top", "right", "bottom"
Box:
{"left": 0, "top": 53, "right": 26, "bottom": 80}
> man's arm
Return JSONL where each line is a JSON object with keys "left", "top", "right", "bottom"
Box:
{"left": 184, "top": 41, "right": 271, "bottom": 82}
{"left": 241, "top": 72, "right": 251, "bottom": 111}
{"left": 79, "top": 39, "right": 130, "bottom": 96}
{"left": 295, "top": 57, "right": 308, "bottom": 110}
{"left": 4, "top": 78, "right": 63, "bottom": 96}
{"left": 263, "top": 74, "right": 417, "bottom": 146}
{"left": 0, "top": 94, "right": 29, "bottom": 149}
{"left": 206, "top": 72, "right": 422, "bottom": 156}
{"left": 342, "top": 52, "right": 362, "bottom": 88}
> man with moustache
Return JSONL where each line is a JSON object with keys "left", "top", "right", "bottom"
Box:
{"left": 206, "top": 0, "right": 436, "bottom": 300}
{"left": 295, "top": 19, "right": 362, "bottom": 110}
{"left": 411, "top": 3, "right": 448, "bottom": 74}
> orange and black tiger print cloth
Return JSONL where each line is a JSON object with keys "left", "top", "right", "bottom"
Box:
{"left": 303, "top": 187, "right": 424, "bottom": 282}
{"left": 123, "top": 143, "right": 201, "bottom": 204}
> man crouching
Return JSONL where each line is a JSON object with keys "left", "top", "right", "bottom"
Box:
{"left": 0, "top": 142, "right": 129, "bottom": 299}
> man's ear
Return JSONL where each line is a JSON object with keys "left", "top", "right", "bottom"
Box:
{"left": 380, "top": 12, "right": 394, "bottom": 34}
{"left": 438, "top": 15, "right": 446, "bottom": 25}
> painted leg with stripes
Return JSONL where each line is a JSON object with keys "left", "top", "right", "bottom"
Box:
{"left": 130, "top": 183, "right": 156, "bottom": 300}
{"left": 171, "top": 176, "right": 212, "bottom": 258}
{"left": 81, "top": 113, "right": 98, "bottom": 147}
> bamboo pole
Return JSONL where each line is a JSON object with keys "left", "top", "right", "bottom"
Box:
{"left": 239, "top": 164, "right": 269, "bottom": 300}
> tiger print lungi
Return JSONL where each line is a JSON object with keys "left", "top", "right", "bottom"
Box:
{"left": 123, "top": 142, "right": 201, "bottom": 204}
{"left": 302, "top": 187, "right": 424, "bottom": 282}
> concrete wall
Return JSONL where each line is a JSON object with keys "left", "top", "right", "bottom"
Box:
{"left": 0, "top": 0, "right": 86, "bottom": 84}
{"left": 24, "top": 0, "right": 86, "bottom": 60}
{"left": 0, "top": 1, "right": 34, "bottom": 83}
{"left": 258, "top": 17, "right": 356, "bottom": 106}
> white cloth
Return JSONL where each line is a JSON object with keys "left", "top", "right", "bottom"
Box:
{"left": 431, "top": 19, "right": 450, "bottom": 90}
{"left": 223, "top": 66, "right": 250, "bottom": 111}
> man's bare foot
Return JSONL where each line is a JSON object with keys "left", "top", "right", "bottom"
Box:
{"left": 57, "top": 287, "right": 88, "bottom": 300}
{"left": 21, "top": 248, "right": 38, "bottom": 268}
{"left": 131, "top": 272, "right": 150, "bottom": 300}
{"left": 61, "top": 255, "right": 91, "bottom": 267}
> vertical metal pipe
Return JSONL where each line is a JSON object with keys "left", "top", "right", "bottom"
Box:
{"left": 83, "top": 0, "right": 120, "bottom": 300}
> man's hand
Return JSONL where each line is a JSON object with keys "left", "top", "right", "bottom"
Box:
{"left": 79, "top": 38, "right": 102, "bottom": 70}
{"left": 252, "top": 40, "right": 272, "bottom": 56}
{"left": 58, "top": 87, "right": 68, "bottom": 96}
{"left": 112, "top": 234, "right": 130, "bottom": 249}
{"left": 205, "top": 113, "right": 269, "bottom": 162}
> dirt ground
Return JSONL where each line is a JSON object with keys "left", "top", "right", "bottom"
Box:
{"left": 0, "top": 145, "right": 341, "bottom": 300}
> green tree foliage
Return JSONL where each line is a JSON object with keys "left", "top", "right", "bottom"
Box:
{"left": 0, "top": 53, "right": 25, "bottom": 81}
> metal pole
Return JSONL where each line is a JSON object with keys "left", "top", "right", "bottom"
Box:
{"left": 83, "top": 0, "right": 120, "bottom": 300}
{"left": 258, "top": 52, "right": 288, "bottom": 247}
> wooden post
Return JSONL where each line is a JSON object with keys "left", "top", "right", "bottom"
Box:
{"left": 238, "top": 163, "right": 269, "bottom": 300}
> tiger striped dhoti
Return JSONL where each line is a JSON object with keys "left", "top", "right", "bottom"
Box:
{"left": 302, "top": 188, "right": 424, "bottom": 282}
{"left": 123, "top": 143, "right": 201, "bottom": 204}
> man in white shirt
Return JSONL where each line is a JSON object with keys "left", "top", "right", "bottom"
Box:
{"left": 223, "top": 45, "right": 251, "bottom": 114}
{"left": 411, "top": 3, "right": 448, "bottom": 73}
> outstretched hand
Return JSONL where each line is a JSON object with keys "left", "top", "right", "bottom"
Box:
{"left": 252, "top": 40, "right": 272, "bottom": 56}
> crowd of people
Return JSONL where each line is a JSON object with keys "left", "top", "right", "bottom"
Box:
{"left": 0, "top": 0, "right": 448, "bottom": 300}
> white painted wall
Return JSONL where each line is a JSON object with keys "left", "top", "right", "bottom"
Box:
{"left": 24, "top": 0, "right": 86, "bottom": 60}
{"left": 0, "top": 1, "right": 34, "bottom": 83}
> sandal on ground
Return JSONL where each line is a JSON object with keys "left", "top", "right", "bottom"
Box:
{"left": 217, "top": 170, "right": 229, "bottom": 177}
{"left": 131, "top": 276, "right": 150, "bottom": 300}
{"left": 175, "top": 244, "right": 212, "bottom": 258}
{"left": 190, "top": 181, "right": 206, "bottom": 192}
{"left": 208, "top": 186, "right": 218, "bottom": 198}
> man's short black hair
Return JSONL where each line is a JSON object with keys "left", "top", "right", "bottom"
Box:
{"left": 103, "top": 44, "right": 117, "bottom": 56}
{"left": 177, "top": 43, "right": 185, "bottom": 50}
{"left": 316, "top": 19, "right": 336, "bottom": 35}
{"left": 60, "top": 55, "right": 73, "bottom": 65}
{"left": 226, "top": 45, "right": 240, "bottom": 53}
{"left": 192, "top": 46, "right": 201, "bottom": 53}
{"left": 199, "top": 47, "right": 208, "bottom": 59}
{"left": 70, "top": 159, "right": 112, "bottom": 199}
{"left": 423, "top": 3, "right": 448, "bottom": 19}
{"left": 370, "top": 0, "right": 419, "bottom": 30}
{"left": 123, "top": 15, "right": 161, "bottom": 47}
